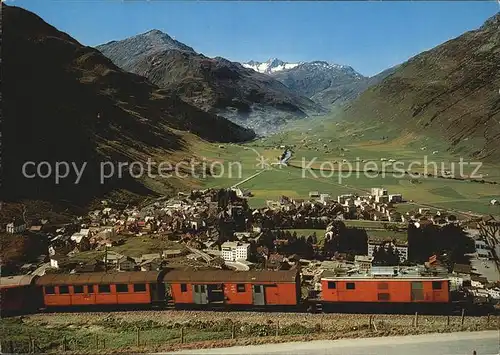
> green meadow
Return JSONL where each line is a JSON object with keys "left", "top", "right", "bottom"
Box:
{"left": 194, "top": 117, "right": 500, "bottom": 218}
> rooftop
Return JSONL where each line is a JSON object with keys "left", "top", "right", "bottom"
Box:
{"left": 322, "top": 266, "right": 448, "bottom": 280}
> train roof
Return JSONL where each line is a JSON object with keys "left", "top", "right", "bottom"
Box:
{"left": 0, "top": 274, "right": 37, "bottom": 288}
{"left": 321, "top": 265, "right": 450, "bottom": 281}
{"left": 163, "top": 268, "right": 298, "bottom": 283}
{"left": 36, "top": 271, "right": 163, "bottom": 286}
{"left": 321, "top": 277, "right": 449, "bottom": 281}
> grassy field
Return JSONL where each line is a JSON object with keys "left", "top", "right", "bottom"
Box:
{"left": 284, "top": 228, "right": 407, "bottom": 243}
{"left": 365, "top": 230, "right": 408, "bottom": 242}
{"left": 191, "top": 118, "right": 500, "bottom": 218}
{"left": 2, "top": 311, "right": 497, "bottom": 354}
{"left": 284, "top": 229, "right": 325, "bottom": 237}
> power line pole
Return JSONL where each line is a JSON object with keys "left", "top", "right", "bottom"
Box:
{"left": 104, "top": 245, "right": 108, "bottom": 272}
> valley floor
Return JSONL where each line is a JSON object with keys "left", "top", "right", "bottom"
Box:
{"left": 194, "top": 122, "right": 500, "bottom": 219}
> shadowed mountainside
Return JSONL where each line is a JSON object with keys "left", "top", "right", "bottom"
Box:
{"left": 2, "top": 5, "right": 255, "bottom": 205}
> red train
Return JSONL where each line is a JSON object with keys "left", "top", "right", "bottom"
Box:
{"left": 0, "top": 275, "right": 42, "bottom": 314}
{"left": 164, "top": 269, "right": 300, "bottom": 307}
{"left": 320, "top": 274, "right": 450, "bottom": 313}
{"left": 0, "top": 268, "right": 457, "bottom": 315}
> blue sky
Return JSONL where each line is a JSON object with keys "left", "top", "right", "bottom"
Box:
{"left": 12, "top": 0, "right": 499, "bottom": 76}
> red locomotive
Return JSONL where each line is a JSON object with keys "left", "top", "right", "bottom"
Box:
{"left": 320, "top": 274, "right": 450, "bottom": 313}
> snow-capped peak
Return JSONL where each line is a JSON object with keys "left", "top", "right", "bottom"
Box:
{"left": 242, "top": 58, "right": 301, "bottom": 74}
{"left": 242, "top": 58, "right": 363, "bottom": 78}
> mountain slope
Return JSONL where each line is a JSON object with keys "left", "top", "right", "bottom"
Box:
{"left": 340, "top": 13, "right": 500, "bottom": 161}
{"left": 97, "top": 32, "right": 325, "bottom": 135}
{"left": 244, "top": 59, "right": 396, "bottom": 107}
{"left": 309, "top": 65, "right": 399, "bottom": 107}
{"left": 271, "top": 61, "right": 365, "bottom": 98}
{"left": 2, "top": 5, "right": 254, "bottom": 205}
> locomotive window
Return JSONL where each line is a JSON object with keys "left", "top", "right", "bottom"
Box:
{"left": 346, "top": 282, "right": 356, "bottom": 290}
{"left": 134, "top": 284, "right": 146, "bottom": 292}
{"left": 98, "top": 284, "right": 111, "bottom": 293}
{"left": 116, "top": 284, "right": 129, "bottom": 293}
{"left": 73, "top": 285, "right": 84, "bottom": 294}
{"left": 378, "top": 282, "right": 389, "bottom": 290}
{"left": 87, "top": 285, "right": 94, "bottom": 293}
{"left": 180, "top": 284, "right": 187, "bottom": 292}
{"left": 45, "top": 286, "right": 55, "bottom": 294}
{"left": 432, "top": 281, "right": 442, "bottom": 290}
{"left": 378, "top": 293, "right": 390, "bottom": 301}
{"left": 237, "top": 284, "right": 246, "bottom": 292}
{"left": 327, "top": 281, "right": 336, "bottom": 289}
{"left": 59, "top": 285, "right": 70, "bottom": 294}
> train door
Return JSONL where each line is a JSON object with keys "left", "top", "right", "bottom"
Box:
{"left": 411, "top": 281, "right": 424, "bottom": 301}
{"left": 150, "top": 282, "right": 166, "bottom": 303}
{"left": 193, "top": 284, "right": 208, "bottom": 304}
{"left": 253, "top": 285, "right": 266, "bottom": 306}
{"left": 207, "top": 284, "right": 225, "bottom": 304}
{"left": 150, "top": 283, "right": 158, "bottom": 302}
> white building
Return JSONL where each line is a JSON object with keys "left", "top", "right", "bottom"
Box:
{"left": 337, "top": 194, "right": 355, "bottom": 204}
{"left": 389, "top": 194, "right": 403, "bottom": 203}
{"left": 367, "top": 241, "right": 408, "bottom": 263}
{"left": 71, "top": 229, "right": 91, "bottom": 244}
{"left": 319, "top": 194, "right": 331, "bottom": 204}
{"left": 221, "top": 241, "right": 250, "bottom": 262}
{"left": 371, "top": 188, "right": 388, "bottom": 197}
{"left": 475, "top": 239, "right": 492, "bottom": 258}
{"left": 6, "top": 220, "right": 27, "bottom": 234}
{"left": 50, "top": 258, "right": 60, "bottom": 269}
{"left": 309, "top": 191, "right": 320, "bottom": 198}
{"left": 375, "top": 195, "right": 389, "bottom": 203}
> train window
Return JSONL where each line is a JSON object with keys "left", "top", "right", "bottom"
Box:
{"left": 346, "top": 282, "right": 356, "bottom": 290}
{"left": 87, "top": 285, "right": 94, "bottom": 293}
{"left": 98, "top": 284, "right": 111, "bottom": 293}
{"left": 73, "top": 285, "right": 84, "bottom": 294}
{"left": 59, "top": 286, "right": 70, "bottom": 294}
{"left": 134, "top": 284, "right": 146, "bottom": 292}
{"left": 378, "top": 282, "right": 389, "bottom": 290}
{"left": 327, "top": 281, "right": 336, "bottom": 289}
{"left": 432, "top": 281, "right": 442, "bottom": 290}
{"left": 45, "top": 286, "right": 55, "bottom": 294}
{"left": 378, "top": 293, "right": 390, "bottom": 301}
{"left": 116, "top": 284, "right": 129, "bottom": 293}
{"left": 180, "top": 283, "right": 187, "bottom": 292}
{"left": 237, "top": 284, "right": 246, "bottom": 292}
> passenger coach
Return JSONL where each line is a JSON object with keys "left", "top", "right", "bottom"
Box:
{"left": 36, "top": 271, "right": 166, "bottom": 308}
{"left": 164, "top": 269, "right": 300, "bottom": 308}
